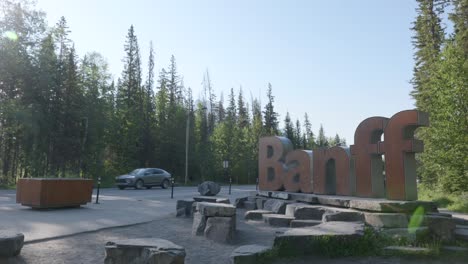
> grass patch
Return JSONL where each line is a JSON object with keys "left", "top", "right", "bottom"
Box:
{"left": 418, "top": 185, "right": 468, "bottom": 213}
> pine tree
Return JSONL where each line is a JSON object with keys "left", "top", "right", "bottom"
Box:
{"left": 316, "top": 124, "right": 328, "bottom": 147}
{"left": 263, "top": 83, "right": 279, "bottom": 136}
{"left": 283, "top": 112, "right": 295, "bottom": 143}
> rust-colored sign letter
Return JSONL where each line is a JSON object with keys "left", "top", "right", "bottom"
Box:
{"left": 258, "top": 136, "right": 293, "bottom": 191}
{"left": 284, "top": 150, "right": 313, "bottom": 193}
{"left": 380, "top": 110, "right": 429, "bottom": 200}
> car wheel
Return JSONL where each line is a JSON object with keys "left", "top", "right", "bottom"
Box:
{"left": 135, "top": 180, "right": 144, "bottom": 190}
{"left": 146, "top": 186, "right": 152, "bottom": 189}
{"left": 118, "top": 186, "right": 125, "bottom": 190}
{"left": 161, "top": 180, "right": 169, "bottom": 189}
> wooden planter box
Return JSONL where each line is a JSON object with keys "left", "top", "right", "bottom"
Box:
{"left": 16, "top": 178, "right": 93, "bottom": 209}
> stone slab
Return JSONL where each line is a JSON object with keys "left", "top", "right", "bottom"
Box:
{"left": 196, "top": 202, "right": 236, "bottom": 217}
{"left": 231, "top": 244, "right": 271, "bottom": 264}
{"left": 285, "top": 203, "right": 309, "bottom": 217}
{"left": 104, "top": 238, "right": 185, "bottom": 264}
{"left": 293, "top": 205, "right": 329, "bottom": 220}
{"left": 234, "top": 197, "right": 248, "bottom": 208}
{"left": 290, "top": 220, "right": 322, "bottom": 228}
{"left": 270, "top": 192, "right": 290, "bottom": 200}
{"left": 322, "top": 210, "right": 364, "bottom": 222}
{"left": 273, "top": 222, "right": 365, "bottom": 253}
{"left": 380, "top": 227, "right": 429, "bottom": 242}
{"left": 364, "top": 213, "right": 408, "bottom": 228}
{"left": 176, "top": 199, "right": 195, "bottom": 217}
{"left": 383, "top": 246, "right": 431, "bottom": 255}
{"left": 424, "top": 215, "right": 455, "bottom": 241}
{"left": 317, "top": 196, "right": 351, "bottom": 208}
{"left": 244, "top": 210, "right": 274, "bottom": 221}
{"left": 442, "top": 246, "right": 468, "bottom": 253}
{"left": 289, "top": 193, "right": 318, "bottom": 204}
{"left": 192, "top": 212, "right": 207, "bottom": 236}
{"left": 263, "top": 199, "right": 289, "bottom": 214}
{"left": 204, "top": 216, "right": 235, "bottom": 243}
{"left": 257, "top": 191, "right": 271, "bottom": 198}
{"left": 0, "top": 231, "right": 24, "bottom": 257}
{"left": 454, "top": 228, "right": 468, "bottom": 242}
{"left": 255, "top": 197, "right": 268, "bottom": 210}
{"left": 263, "top": 214, "right": 295, "bottom": 227}
{"left": 349, "top": 199, "right": 437, "bottom": 213}
{"left": 243, "top": 201, "right": 257, "bottom": 210}
{"left": 193, "top": 196, "right": 230, "bottom": 204}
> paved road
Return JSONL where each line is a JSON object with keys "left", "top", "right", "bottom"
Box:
{"left": 0, "top": 185, "right": 256, "bottom": 243}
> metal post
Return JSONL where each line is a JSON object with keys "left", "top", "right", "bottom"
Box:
{"left": 229, "top": 174, "right": 232, "bottom": 195}
{"left": 185, "top": 114, "right": 190, "bottom": 185}
{"left": 171, "top": 177, "right": 174, "bottom": 199}
{"left": 95, "top": 177, "right": 101, "bottom": 204}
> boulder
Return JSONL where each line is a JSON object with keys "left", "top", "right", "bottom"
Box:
{"left": 364, "top": 213, "right": 408, "bottom": 228}
{"left": 257, "top": 191, "right": 271, "bottom": 198}
{"left": 197, "top": 181, "right": 221, "bottom": 196}
{"left": 230, "top": 244, "right": 272, "bottom": 264}
{"left": 424, "top": 215, "right": 456, "bottom": 242}
{"left": 322, "top": 210, "right": 364, "bottom": 222}
{"left": 285, "top": 203, "right": 309, "bottom": 217}
{"left": 176, "top": 199, "right": 195, "bottom": 217}
{"left": 204, "top": 216, "right": 236, "bottom": 243}
{"left": 104, "top": 238, "right": 185, "bottom": 264}
{"left": 263, "top": 214, "right": 295, "bottom": 227}
{"left": 263, "top": 199, "right": 288, "bottom": 214}
{"left": 244, "top": 210, "right": 273, "bottom": 221}
{"left": 196, "top": 202, "right": 236, "bottom": 217}
{"left": 193, "top": 196, "right": 230, "bottom": 204}
{"left": 192, "top": 212, "right": 207, "bottom": 236}
{"left": 0, "top": 231, "right": 24, "bottom": 257}
{"left": 290, "top": 220, "right": 322, "bottom": 228}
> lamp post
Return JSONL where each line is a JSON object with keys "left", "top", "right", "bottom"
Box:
{"left": 185, "top": 113, "right": 190, "bottom": 185}
{"left": 95, "top": 176, "right": 101, "bottom": 204}
{"left": 171, "top": 177, "right": 175, "bottom": 199}
{"left": 223, "top": 160, "right": 231, "bottom": 195}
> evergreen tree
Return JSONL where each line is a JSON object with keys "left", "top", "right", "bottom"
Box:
{"left": 316, "top": 124, "right": 328, "bottom": 147}
{"left": 263, "top": 83, "right": 279, "bottom": 135}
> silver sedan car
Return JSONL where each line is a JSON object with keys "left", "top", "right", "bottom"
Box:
{"left": 115, "top": 168, "right": 171, "bottom": 190}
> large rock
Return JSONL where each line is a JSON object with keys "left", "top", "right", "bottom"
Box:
{"left": 192, "top": 212, "right": 207, "bottom": 236}
{"left": 322, "top": 210, "right": 364, "bottom": 222}
{"left": 424, "top": 215, "right": 456, "bottom": 241}
{"left": 285, "top": 203, "right": 309, "bottom": 217}
{"left": 104, "top": 238, "right": 185, "bottom": 264}
{"left": 0, "top": 231, "right": 24, "bottom": 257}
{"left": 364, "top": 213, "right": 408, "bottom": 228}
{"left": 243, "top": 201, "right": 257, "bottom": 210}
{"left": 350, "top": 199, "right": 437, "bottom": 213}
{"left": 255, "top": 197, "right": 268, "bottom": 210}
{"left": 230, "top": 244, "right": 271, "bottom": 264}
{"left": 273, "top": 221, "right": 365, "bottom": 254}
{"left": 193, "top": 196, "right": 230, "bottom": 204}
{"left": 263, "top": 199, "right": 289, "bottom": 214}
{"left": 197, "top": 181, "right": 221, "bottom": 196}
{"left": 244, "top": 210, "right": 273, "bottom": 221}
{"left": 454, "top": 228, "right": 468, "bottom": 242}
{"left": 289, "top": 193, "right": 318, "bottom": 204}
{"left": 204, "top": 216, "right": 236, "bottom": 243}
{"left": 196, "top": 202, "right": 236, "bottom": 217}
{"left": 270, "top": 192, "right": 290, "bottom": 200}
{"left": 263, "top": 214, "right": 295, "bottom": 227}
{"left": 176, "top": 199, "right": 195, "bottom": 217}
{"left": 316, "top": 196, "right": 351, "bottom": 208}
{"left": 380, "top": 227, "right": 429, "bottom": 242}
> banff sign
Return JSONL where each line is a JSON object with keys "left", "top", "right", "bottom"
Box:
{"left": 258, "top": 110, "right": 429, "bottom": 201}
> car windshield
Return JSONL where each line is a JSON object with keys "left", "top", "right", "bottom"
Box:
{"left": 129, "top": 169, "right": 145, "bottom": 175}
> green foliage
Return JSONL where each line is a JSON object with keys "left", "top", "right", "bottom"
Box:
{"left": 418, "top": 185, "right": 468, "bottom": 213}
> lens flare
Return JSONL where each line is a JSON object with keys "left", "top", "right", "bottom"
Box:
{"left": 3, "top": 31, "right": 18, "bottom": 41}
{"left": 408, "top": 206, "right": 425, "bottom": 233}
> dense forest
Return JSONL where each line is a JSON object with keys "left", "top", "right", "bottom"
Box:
{"left": 411, "top": 0, "right": 467, "bottom": 195}
{"left": 0, "top": 0, "right": 345, "bottom": 186}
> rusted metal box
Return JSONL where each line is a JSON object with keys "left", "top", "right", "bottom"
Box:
{"left": 16, "top": 178, "right": 93, "bottom": 209}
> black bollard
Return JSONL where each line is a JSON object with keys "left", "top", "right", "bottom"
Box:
{"left": 171, "top": 177, "right": 174, "bottom": 199}
{"left": 95, "top": 177, "right": 101, "bottom": 204}
{"left": 229, "top": 176, "right": 232, "bottom": 195}
{"left": 256, "top": 177, "right": 259, "bottom": 190}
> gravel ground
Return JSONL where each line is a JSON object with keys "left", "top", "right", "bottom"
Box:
{"left": 1, "top": 209, "right": 466, "bottom": 264}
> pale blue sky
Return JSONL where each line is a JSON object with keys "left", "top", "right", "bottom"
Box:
{"left": 36, "top": 0, "right": 421, "bottom": 145}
